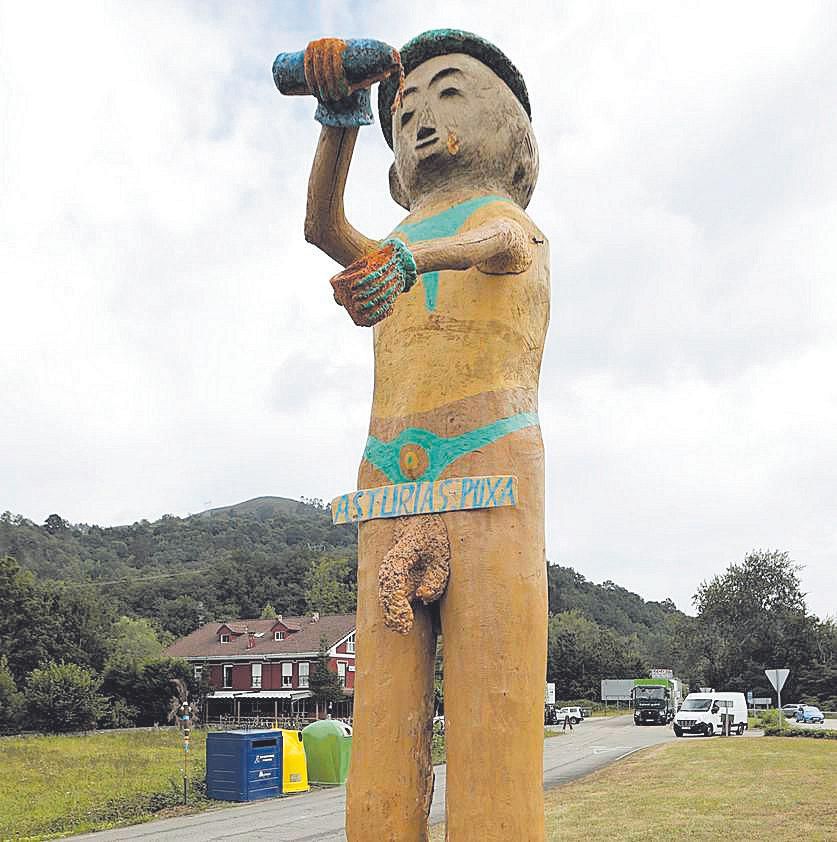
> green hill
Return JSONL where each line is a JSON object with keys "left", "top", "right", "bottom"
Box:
{"left": 1, "top": 500, "right": 696, "bottom": 690}
{"left": 195, "top": 495, "right": 316, "bottom": 520}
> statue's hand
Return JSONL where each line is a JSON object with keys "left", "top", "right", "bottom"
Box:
{"left": 330, "top": 239, "right": 417, "bottom": 327}
{"left": 378, "top": 515, "right": 451, "bottom": 635}
{"left": 303, "top": 38, "right": 374, "bottom": 127}
{"left": 304, "top": 38, "right": 353, "bottom": 102}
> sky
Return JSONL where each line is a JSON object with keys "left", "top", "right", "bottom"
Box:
{"left": 2, "top": 1, "right": 835, "bottom": 619}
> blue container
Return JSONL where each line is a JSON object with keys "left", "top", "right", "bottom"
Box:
{"left": 206, "top": 730, "right": 282, "bottom": 802}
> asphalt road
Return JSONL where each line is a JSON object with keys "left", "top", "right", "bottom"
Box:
{"left": 74, "top": 716, "right": 675, "bottom": 841}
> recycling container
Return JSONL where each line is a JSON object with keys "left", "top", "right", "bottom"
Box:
{"left": 280, "top": 729, "right": 310, "bottom": 794}
{"left": 206, "top": 729, "right": 282, "bottom": 802}
{"left": 301, "top": 720, "right": 352, "bottom": 786}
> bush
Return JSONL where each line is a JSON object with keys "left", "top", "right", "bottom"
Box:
{"left": 0, "top": 655, "right": 22, "bottom": 729}
{"left": 754, "top": 709, "right": 783, "bottom": 729}
{"left": 103, "top": 698, "right": 139, "bottom": 729}
{"left": 763, "top": 725, "right": 837, "bottom": 740}
{"left": 25, "top": 661, "right": 108, "bottom": 732}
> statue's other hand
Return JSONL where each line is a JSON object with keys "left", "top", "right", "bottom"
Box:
{"left": 330, "top": 239, "right": 417, "bottom": 327}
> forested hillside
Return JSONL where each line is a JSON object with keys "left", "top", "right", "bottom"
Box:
{"left": 1, "top": 503, "right": 834, "bottom": 726}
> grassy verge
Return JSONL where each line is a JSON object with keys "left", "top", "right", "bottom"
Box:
{"left": 585, "top": 708, "right": 630, "bottom": 718}
{"left": 1, "top": 730, "right": 212, "bottom": 840}
{"left": 431, "top": 737, "right": 837, "bottom": 841}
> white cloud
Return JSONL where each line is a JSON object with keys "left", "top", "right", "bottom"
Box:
{"left": 1, "top": 1, "right": 834, "bottom": 619}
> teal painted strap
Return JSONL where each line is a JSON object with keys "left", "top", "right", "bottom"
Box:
{"left": 394, "top": 194, "right": 513, "bottom": 311}
{"left": 363, "top": 411, "right": 539, "bottom": 485}
{"left": 331, "top": 475, "right": 518, "bottom": 524}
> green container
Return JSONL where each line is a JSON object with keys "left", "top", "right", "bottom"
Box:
{"left": 301, "top": 720, "right": 352, "bottom": 786}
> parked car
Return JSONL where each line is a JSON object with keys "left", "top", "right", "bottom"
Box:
{"left": 795, "top": 705, "right": 825, "bottom": 724}
{"left": 782, "top": 704, "right": 804, "bottom": 719}
{"left": 557, "top": 706, "right": 584, "bottom": 725}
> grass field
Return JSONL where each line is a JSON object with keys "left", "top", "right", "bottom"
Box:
{"left": 0, "top": 729, "right": 209, "bottom": 840}
{"left": 430, "top": 737, "right": 837, "bottom": 841}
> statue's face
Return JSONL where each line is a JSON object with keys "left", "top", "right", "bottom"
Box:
{"left": 391, "top": 53, "right": 537, "bottom": 208}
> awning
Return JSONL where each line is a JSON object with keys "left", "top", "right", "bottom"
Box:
{"left": 209, "top": 690, "right": 312, "bottom": 700}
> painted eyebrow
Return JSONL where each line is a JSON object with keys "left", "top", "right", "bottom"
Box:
{"left": 401, "top": 67, "right": 464, "bottom": 101}
{"left": 429, "top": 67, "right": 464, "bottom": 87}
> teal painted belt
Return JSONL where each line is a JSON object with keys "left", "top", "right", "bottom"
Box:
{"left": 363, "top": 411, "right": 539, "bottom": 485}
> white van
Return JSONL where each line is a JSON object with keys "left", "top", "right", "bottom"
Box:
{"left": 673, "top": 692, "right": 748, "bottom": 737}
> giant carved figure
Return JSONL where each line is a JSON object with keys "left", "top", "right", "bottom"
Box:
{"left": 274, "top": 29, "right": 549, "bottom": 841}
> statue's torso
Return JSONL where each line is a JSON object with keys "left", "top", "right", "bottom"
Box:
{"left": 358, "top": 194, "right": 549, "bottom": 489}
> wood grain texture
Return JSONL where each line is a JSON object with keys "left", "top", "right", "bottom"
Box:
{"left": 304, "top": 126, "right": 379, "bottom": 267}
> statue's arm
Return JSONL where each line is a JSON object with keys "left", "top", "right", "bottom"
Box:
{"left": 410, "top": 217, "right": 533, "bottom": 276}
{"left": 304, "top": 125, "right": 380, "bottom": 268}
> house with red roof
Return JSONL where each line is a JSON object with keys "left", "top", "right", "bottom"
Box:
{"left": 163, "top": 612, "right": 356, "bottom": 721}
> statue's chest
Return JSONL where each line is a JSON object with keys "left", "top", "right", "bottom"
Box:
{"left": 390, "top": 195, "right": 513, "bottom": 313}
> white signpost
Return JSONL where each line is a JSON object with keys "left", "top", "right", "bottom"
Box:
{"left": 765, "top": 668, "right": 790, "bottom": 730}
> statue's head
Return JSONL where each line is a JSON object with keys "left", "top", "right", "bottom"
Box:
{"left": 378, "top": 30, "right": 538, "bottom": 210}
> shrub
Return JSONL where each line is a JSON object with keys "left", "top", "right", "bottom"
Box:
{"left": 754, "top": 709, "right": 783, "bottom": 729}
{"left": 763, "top": 725, "right": 837, "bottom": 740}
{"left": 25, "top": 661, "right": 108, "bottom": 732}
{"left": 0, "top": 655, "right": 22, "bottom": 729}
{"left": 104, "top": 698, "right": 139, "bottom": 729}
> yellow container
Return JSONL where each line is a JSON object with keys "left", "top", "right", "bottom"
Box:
{"left": 281, "top": 729, "right": 309, "bottom": 794}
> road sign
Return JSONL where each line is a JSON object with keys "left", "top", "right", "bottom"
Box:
{"left": 746, "top": 691, "right": 753, "bottom": 703}
{"left": 545, "top": 683, "right": 556, "bottom": 705}
{"left": 765, "top": 669, "right": 789, "bottom": 693}
{"left": 765, "top": 668, "right": 790, "bottom": 733}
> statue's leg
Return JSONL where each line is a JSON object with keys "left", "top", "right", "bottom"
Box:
{"left": 346, "top": 516, "right": 438, "bottom": 842}
{"left": 439, "top": 462, "right": 547, "bottom": 840}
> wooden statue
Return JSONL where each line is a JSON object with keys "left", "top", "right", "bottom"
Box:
{"left": 274, "top": 29, "right": 549, "bottom": 841}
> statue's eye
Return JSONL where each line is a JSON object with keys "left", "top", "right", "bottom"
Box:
{"left": 401, "top": 110, "right": 414, "bottom": 127}
{"left": 440, "top": 87, "right": 461, "bottom": 98}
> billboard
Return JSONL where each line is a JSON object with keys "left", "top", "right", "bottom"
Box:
{"left": 601, "top": 679, "right": 635, "bottom": 701}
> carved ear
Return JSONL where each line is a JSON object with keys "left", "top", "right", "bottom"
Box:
{"left": 389, "top": 163, "right": 411, "bottom": 211}
{"left": 511, "top": 128, "right": 539, "bottom": 209}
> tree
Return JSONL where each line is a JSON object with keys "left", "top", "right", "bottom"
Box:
{"left": 305, "top": 556, "right": 357, "bottom": 614}
{"left": 0, "top": 655, "right": 22, "bottom": 729}
{"left": 260, "top": 603, "right": 279, "bottom": 619}
{"left": 105, "top": 616, "right": 163, "bottom": 668}
{"left": 43, "top": 514, "right": 68, "bottom": 535}
{"left": 309, "top": 636, "right": 345, "bottom": 711}
{"left": 0, "top": 555, "right": 51, "bottom": 682}
{"left": 25, "top": 661, "right": 108, "bottom": 732}
{"left": 693, "top": 550, "right": 823, "bottom": 700}
{"left": 546, "top": 610, "right": 647, "bottom": 700}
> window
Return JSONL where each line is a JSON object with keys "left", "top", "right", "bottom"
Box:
{"left": 337, "top": 662, "right": 346, "bottom": 688}
{"left": 274, "top": 631, "right": 285, "bottom": 641}
{"left": 219, "top": 633, "right": 230, "bottom": 643}
{"left": 251, "top": 663, "right": 262, "bottom": 688}
{"left": 223, "top": 665, "right": 234, "bottom": 688}
{"left": 193, "top": 665, "right": 203, "bottom": 681}
{"left": 346, "top": 633, "right": 355, "bottom": 654}
{"left": 298, "top": 662, "right": 309, "bottom": 688}
{"left": 282, "top": 662, "right": 293, "bottom": 687}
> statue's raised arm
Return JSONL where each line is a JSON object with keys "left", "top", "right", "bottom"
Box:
{"left": 273, "top": 38, "right": 403, "bottom": 267}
